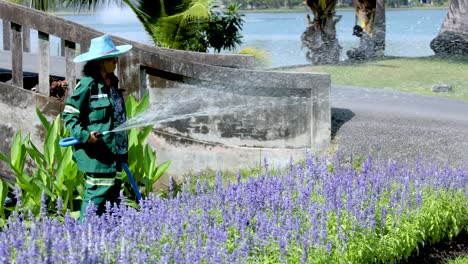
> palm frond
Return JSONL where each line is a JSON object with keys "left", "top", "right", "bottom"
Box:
{"left": 64, "top": 0, "right": 125, "bottom": 13}
{"left": 151, "top": 0, "right": 213, "bottom": 49}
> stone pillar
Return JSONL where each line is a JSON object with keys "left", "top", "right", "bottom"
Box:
{"left": 64, "top": 40, "right": 76, "bottom": 96}
{"left": 2, "top": 20, "right": 10, "bottom": 50}
{"left": 10, "top": 22, "right": 23, "bottom": 87}
{"left": 38, "top": 31, "right": 50, "bottom": 96}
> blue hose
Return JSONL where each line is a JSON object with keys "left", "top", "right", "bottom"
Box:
{"left": 122, "top": 163, "right": 142, "bottom": 201}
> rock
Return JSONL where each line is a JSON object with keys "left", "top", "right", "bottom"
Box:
{"left": 432, "top": 84, "right": 452, "bottom": 93}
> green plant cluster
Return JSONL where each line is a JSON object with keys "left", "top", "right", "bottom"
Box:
{"left": 0, "top": 93, "right": 169, "bottom": 224}
{"left": 153, "top": 3, "right": 245, "bottom": 52}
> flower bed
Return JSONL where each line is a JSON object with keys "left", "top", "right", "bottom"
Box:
{"left": 1, "top": 153, "right": 467, "bottom": 263}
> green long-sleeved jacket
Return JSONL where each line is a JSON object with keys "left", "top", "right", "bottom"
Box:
{"left": 62, "top": 75, "right": 128, "bottom": 173}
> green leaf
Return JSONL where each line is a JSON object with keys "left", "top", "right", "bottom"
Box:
{"left": 36, "top": 106, "right": 50, "bottom": 131}
{"left": 152, "top": 161, "right": 171, "bottom": 184}
{"left": 0, "top": 151, "right": 11, "bottom": 164}
{"left": 33, "top": 178, "right": 53, "bottom": 198}
{"left": 16, "top": 172, "right": 34, "bottom": 194}
{"left": 25, "top": 140, "right": 46, "bottom": 169}
{"left": 44, "top": 115, "right": 61, "bottom": 165}
{"left": 134, "top": 91, "right": 150, "bottom": 117}
{"left": 125, "top": 96, "right": 137, "bottom": 118}
{"left": 10, "top": 132, "right": 26, "bottom": 171}
{"left": 138, "top": 127, "right": 153, "bottom": 145}
{"left": 0, "top": 178, "right": 7, "bottom": 220}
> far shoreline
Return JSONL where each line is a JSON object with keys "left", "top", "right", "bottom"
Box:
{"left": 51, "top": 5, "right": 448, "bottom": 16}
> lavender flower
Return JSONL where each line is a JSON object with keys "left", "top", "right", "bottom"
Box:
{"left": 0, "top": 153, "right": 467, "bottom": 263}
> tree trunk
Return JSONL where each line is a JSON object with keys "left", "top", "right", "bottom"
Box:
{"left": 430, "top": 0, "right": 468, "bottom": 56}
{"left": 348, "top": 0, "right": 386, "bottom": 60}
{"left": 373, "top": 0, "right": 385, "bottom": 57}
{"left": 301, "top": 0, "right": 342, "bottom": 65}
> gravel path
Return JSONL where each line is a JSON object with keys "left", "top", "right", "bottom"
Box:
{"left": 331, "top": 85, "right": 468, "bottom": 168}
{"left": 331, "top": 85, "right": 468, "bottom": 262}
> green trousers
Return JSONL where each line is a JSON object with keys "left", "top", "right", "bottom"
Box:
{"left": 80, "top": 172, "right": 122, "bottom": 220}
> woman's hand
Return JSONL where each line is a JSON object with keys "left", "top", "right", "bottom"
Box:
{"left": 87, "top": 131, "right": 99, "bottom": 143}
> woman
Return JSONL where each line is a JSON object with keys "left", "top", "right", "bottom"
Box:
{"left": 62, "top": 35, "right": 132, "bottom": 220}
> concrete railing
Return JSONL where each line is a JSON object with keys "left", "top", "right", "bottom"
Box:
{"left": 0, "top": 0, "right": 331, "bottom": 176}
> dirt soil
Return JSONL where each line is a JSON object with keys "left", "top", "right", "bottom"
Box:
{"left": 402, "top": 231, "right": 468, "bottom": 263}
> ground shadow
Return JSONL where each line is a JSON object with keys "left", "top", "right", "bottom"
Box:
{"left": 331, "top": 107, "right": 355, "bottom": 139}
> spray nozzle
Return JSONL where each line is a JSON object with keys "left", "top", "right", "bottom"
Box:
{"left": 95, "top": 131, "right": 109, "bottom": 139}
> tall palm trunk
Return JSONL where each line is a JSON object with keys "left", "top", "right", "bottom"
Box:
{"left": 301, "top": 0, "right": 342, "bottom": 65}
{"left": 430, "top": 0, "right": 468, "bottom": 56}
{"left": 351, "top": 0, "right": 385, "bottom": 58}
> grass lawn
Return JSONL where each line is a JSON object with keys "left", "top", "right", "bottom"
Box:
{"left": 285, "top": 56, "right": 468, "bottom": 101}
{"left": 449, "top": 256, "right": 468, "bottom": 264}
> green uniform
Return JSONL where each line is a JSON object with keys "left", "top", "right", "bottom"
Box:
{"left": 62, "top": 74, "right": 128, "bottom": 218}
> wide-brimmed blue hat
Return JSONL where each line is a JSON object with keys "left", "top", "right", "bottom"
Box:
{"left": 73, "top": 35, "right": 133, "bottom": 63}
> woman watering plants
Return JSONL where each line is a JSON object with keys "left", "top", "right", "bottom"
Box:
{"left": 62, "top": 35, "right": 132, "bottom": 220}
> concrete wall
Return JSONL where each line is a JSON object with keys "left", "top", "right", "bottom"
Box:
{"left": 145, "top": 67, "right": 331, "bottom": 176}
{"left": 0, "top": 82, "right": 63, "bottom": 173}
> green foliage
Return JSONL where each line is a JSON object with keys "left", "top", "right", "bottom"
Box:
{"left": 123, "top": 93, "right": 171, "bottom": 203}
{"left": 237, "top": 47, "right": 271, "bottom": 67}
{"left": 147, "top": 1, "right": 245, "bottom": 52}
{"left": 206, "top": 4, "right": 245, "bottom": 53}
{"left": 449, "top": 256, "right": 468, "bottom": 264}
{"left": 0, "top": 109, "right": 83, "bottom": 221}
{"left": 0, "top": 93, "right": 170, "bottom": 222}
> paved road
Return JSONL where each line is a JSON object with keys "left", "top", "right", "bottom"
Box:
{"left": 331, "top": 85, "right": 468, "bottom": 167}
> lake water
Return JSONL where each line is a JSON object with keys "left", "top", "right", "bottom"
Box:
{"left": 2, "top": 8, "right": 448, "bottom": 68}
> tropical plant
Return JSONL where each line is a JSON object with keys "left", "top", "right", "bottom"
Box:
{"left": 123, "top": 92, "right": 171, "bottom": 204}
{"left": 66, "top": 0, "right": 244, "bottom": 53}
{"left": 236, "top": 46, "right": 270, "bottom": 67}
{"left": 0, "top": 108, "right": 84, "bottom": 223}
{"left": 0, "top": 92, "right": 170, "bottom": 223}
{"left": 205, "top": 4, "right": 244, "bottom": 53}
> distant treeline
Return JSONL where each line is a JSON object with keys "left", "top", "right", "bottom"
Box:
{"left": 219, "top": 0, "right": 447, "bottom": 9}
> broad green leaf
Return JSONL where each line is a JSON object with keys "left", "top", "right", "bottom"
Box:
{"left": 33, "top": 178, "right": 54, "bottom": 198}
{"left": 144, "top": 145, "right": 155, "bottom": 175}
{"left": 125, "top": 96, "right": 137, "bottom": 118}
{"left": 44, "top": 115, "right": 61, "bottom": 165}
{"left": 152, "top": 161, "right": 171, "bottom": 183}
{"left": 54, "top": 148, "right": 74, "bottom": 193}
{"left": 134, "top": 91, "right": 150, "bottom": 117}
{"left": 10, "top": 132, "right": 26, "bottom": 170}
{"left": 16, "top": 172, "right": 35, "bottom": 194}
{"left": 0, "top": 151, "right": 11, "bottom": 164}
{"left": 35, "top": 106, "right": 50, "bottom": 131}
{"left": 138, "top": 127, "right": 153, "bottom": 145}
{"left": 25, "top": 140, "right": 46, "bottom": 169}
{"left": 0, "top": 179, "right": 7, "bottom": 219}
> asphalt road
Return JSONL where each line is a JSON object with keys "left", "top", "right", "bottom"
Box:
{"left": 331, "top": 85, "right": 468, "bottom": 167}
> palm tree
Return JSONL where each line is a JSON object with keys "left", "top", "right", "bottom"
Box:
{"left": 68, "top": 0, "right": 214, "bottom": 51}
{"left": 350, "top": 0, "right": 385, "bottom": 58}
{"left": 301, "top": 0, "right": 342, "bottom": 65}
{"left": 430, "top": 0, "right": 468, "bottom": 56}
